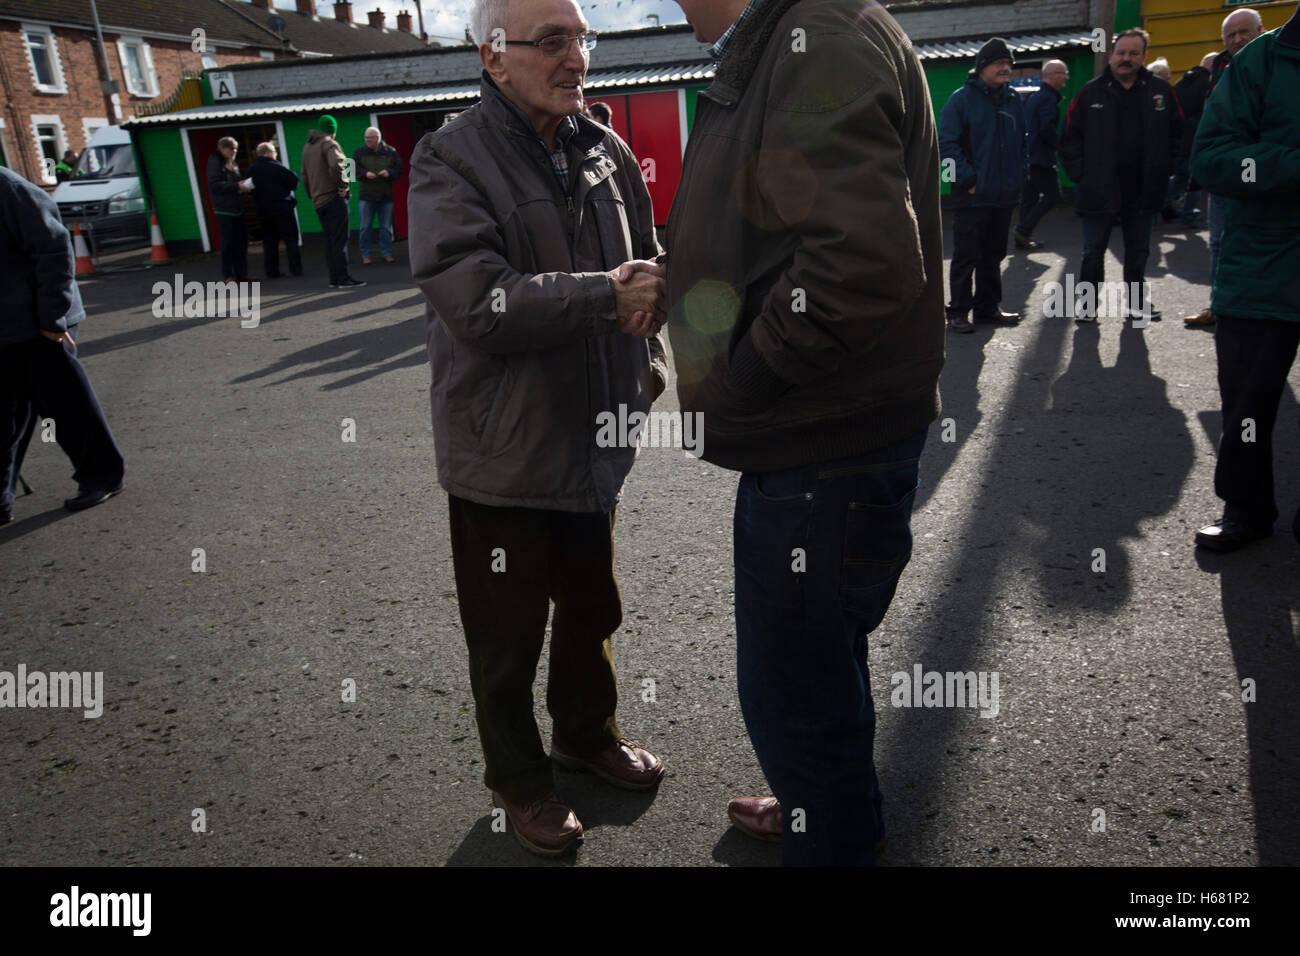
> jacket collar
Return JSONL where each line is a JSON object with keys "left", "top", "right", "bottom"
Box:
{"left": 478, "top": 72, "right": 605, "bottom": 154}
{"left": 1281, "top": 5, "right": 1300, "bottom": 46}
{"left": 709, "top": 0, "right": 802, "bottom": 105}
{"left": 1101, "top": 65, "right": 1148, "bottom": 92}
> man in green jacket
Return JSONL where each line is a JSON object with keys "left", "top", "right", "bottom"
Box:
{"left": 1190, "top": 5, "right": 1300, "bottom": 552}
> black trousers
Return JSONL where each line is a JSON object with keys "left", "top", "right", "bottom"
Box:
{"left": 1, "top": 335, "right": 124, "bottom": 512}
{"left": 1017, "top": 164, "right": 1060, "bottom": 238}
{"left": 1213, "top": 314, "right": 1300, "bottom": 528}
{"left": 316, "top": 197, "right": 350, "bottom": 285}
{"left": 948, "top": 204, "right": 1015, "bottom": 318}
{"left": 446, "top": 494, "right": 623, "bottom": 803}
{"left": 259, "top": 207, "right": 301, "bottom": 278}
{"left": 216, "top": 213, "right": 248, "bottom": 280}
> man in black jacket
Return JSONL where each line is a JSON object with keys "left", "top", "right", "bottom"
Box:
{"left": 0, "top": 167, "right": 124, "bottom": 523}
{"left": 206, "top": 137, "right": 251, "bottom": 281}
{"left": 1166, "top": 53, "right": 1216, "bottom": 228}
{"left": 1015, "top": 59, "right": 1070, "bottom": 249}
{"left": 1060, "top": 28, "right": 1182, "bottom": 322}
{"left": 248, "top": 142, "right": 302, "bottom": 278}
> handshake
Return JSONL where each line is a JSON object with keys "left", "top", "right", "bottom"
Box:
{"left": 610, "top": 259, "right": 667, "bottom": 338}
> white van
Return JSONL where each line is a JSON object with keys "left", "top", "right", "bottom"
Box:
{"left": 52, "top": 125, "right": 149, "bottom": 249}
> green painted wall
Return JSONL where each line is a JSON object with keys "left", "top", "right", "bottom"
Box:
{"left": 281, "top": 113, "right": 370, "bottom": 235}
{"left": 1116, "top": 0, "right": 1143, "bottom": 32}
{"left": 135, "top": 126, "right": 200, "bottom": 241}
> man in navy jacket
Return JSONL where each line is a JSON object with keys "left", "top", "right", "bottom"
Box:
{"left": 249, "top": 141, "right": 302, "bottom": 278}
{"left": 0, "top": 167, "right": 124, "bottom": 523}
{"left": 939, "top": 37, "right": 1029, "bottom": 333}
{"left": 1015, "top": 59, "right": 1070, "bottom": 249}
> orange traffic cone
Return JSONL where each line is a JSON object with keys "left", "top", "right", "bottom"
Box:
{"left": 72, "top": 223, "right": 94, "bottom": 276}
{"left": 148, "top": 211, "right": 169, "bottom": 264}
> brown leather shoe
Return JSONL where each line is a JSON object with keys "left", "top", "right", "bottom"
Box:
{"left": 383, "top": 255, "right": 396, "bottom": 263}
{"left": 491, "top": 791, "right": 583, "bottom": 857}
{"left": 728, "top": 796, "right": 783, "bottom": 843}
{"left": 551, "top": 739, "right": 665, "bottom": 790}
{"left": 1184, "top": 307, "right": 1215, "bottom": 327}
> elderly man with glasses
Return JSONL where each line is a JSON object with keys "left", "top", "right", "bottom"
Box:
{"left": 408, "top": 0, "right": 669, "bottom": 858}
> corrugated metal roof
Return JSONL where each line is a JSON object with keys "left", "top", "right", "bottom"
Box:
{"left": 913, "top": 30, "right": 1096, "bottom": 60}
{"left": 124, "top": 30, "right": 1096, "bottom": 127}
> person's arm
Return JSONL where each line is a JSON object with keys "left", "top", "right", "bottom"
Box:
{"left": 1018, "top": 97, "right": 1030, "bottom": 177}
{"left": 409, "top": 139, "right": 625, "bottom": 353}
{"left": 329, "top": 140, "right": 349, "bottom": 193}
{"left": 1167, "top": 86, "right": 1184, "bottom": 173}
{"left": 207, "top": 153, "right": 236, "bottom": 197}
{"left": 723, "top": 35, "right": 932, "bottom": 405}
{"left": 1191, "top": 43, "right": 1299, "bottom": 198}
{"left": 1058, "top": 91, "right": 1085, "bottom": 183}
{"left": 0, "top": 177, "right": 85, "bottom": 337}
{"left": 614, "top": 138, "right": 668, "bottom": 399}
{"left": 938, "top": 91, "right": 976, "bottom": 191}
{"left": 386, "top": 146, "right": 403, "bottom": 182}
{"left": 278, "top": 161, "right": 300, "bottom": 193}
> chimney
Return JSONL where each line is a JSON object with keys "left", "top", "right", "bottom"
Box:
{"left": 368, "top": 8, "right": 384, "bottom": 29}
{"left": 396, "top": 10, "right": 412, "bottom": 33}
{"left": 295, "top": 0, "right": 314, "bottom": 16}
{"left": 333, "top": 1, "right": 353, "bottom": 24}
{"left": 251, "top": 0, "right": 273, "bottom": 10}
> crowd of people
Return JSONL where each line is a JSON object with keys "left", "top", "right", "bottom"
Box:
{"left": 3, "top": 0, "right": 1296, "bottom": 867}
{"left": 939, "top": 7, "right": 1270, "bottom": 330}
{"left": 204, "top": 117, "right": 404, "bottom": 289}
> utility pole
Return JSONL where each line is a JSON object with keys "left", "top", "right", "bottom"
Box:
{"left": 88, "top": 0, "right": 121, "bottom": 121}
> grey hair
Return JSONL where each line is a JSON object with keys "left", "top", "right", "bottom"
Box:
{"left": 471, "top": 0, "right": 511, "bottom": 47}
{"left": 255, "top": 141, "right": 276, "bottom": 157}
{"left": 1222, "top": 7, "right": 1263, "bottom": 35}
{"left": 218, "top": 136, "right": 238, "bottom": 149}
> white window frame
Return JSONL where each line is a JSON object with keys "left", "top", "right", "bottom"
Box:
{"left": 82, "top": 117, "right": 110, "bottom": 148}
{"left": 31, "top": 114, "right": 67, "bottom": 185}
{"left": 116, "top": 35, "right": 159, "bottom": 98}
{"left": 22, "top": 24, "right": 67, "bottom": 95}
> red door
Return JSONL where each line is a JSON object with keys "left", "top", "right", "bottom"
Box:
{"left": 378, "top": 114, "right": 416, "bottom": 241}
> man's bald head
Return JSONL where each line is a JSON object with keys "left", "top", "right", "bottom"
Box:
{"left": 1040, "top": 59, "right": 1069, "bottom": 90}
{"left": 1200, "top": 51, "right": 1219, "bottom": 71}
{"left": 1222, "top": 8, "right": 1264, "bottom": 55}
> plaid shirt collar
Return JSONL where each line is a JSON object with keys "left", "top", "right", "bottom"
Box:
{"left": 546, "top": 115, "right": 578, "bottom": 196}
{"left": 709, "top": 0, "right": 765, "bottom": 61}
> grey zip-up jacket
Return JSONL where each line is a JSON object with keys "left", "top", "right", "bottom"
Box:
{"left": 408, "top": 74, "right": 667, "bottom": 512}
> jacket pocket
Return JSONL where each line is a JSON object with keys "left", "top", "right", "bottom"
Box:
{"left": 476, "top": 359, "right": 516, "bottom": 458}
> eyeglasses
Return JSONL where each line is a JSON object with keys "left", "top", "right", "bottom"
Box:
{"left": 504, "top": 31, "right": 597, "bottom": 57}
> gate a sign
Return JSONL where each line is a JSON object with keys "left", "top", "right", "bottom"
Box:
{"left": 210, "top": 72, "right": 237, "bottom": 100}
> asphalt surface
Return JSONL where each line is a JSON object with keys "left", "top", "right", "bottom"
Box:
{"left": 2, "top": 209, "right": 1297, "bottom": 867}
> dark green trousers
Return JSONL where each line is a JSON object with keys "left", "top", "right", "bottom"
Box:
{"left": 447, "top": 494, "right": 623, "bottom": 803}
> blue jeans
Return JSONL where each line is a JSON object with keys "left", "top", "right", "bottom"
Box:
{"left": 358, "top": 200, "right": 393, "bottom": 259}
{"left": 734, "top": 430, "right": 927, "bottom": 866}
{"left": 1166, "top": 159, "right": 1200, "bottom": 224}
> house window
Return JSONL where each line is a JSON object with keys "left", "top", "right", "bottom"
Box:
{"left": 116, "top": 37, "right": 159, "bottom": 98}
{"left": 31, "top": 115, "right": 66, "bottom": 184}
{"left": 23, "top": 24, "right": 67, "bottom": 94}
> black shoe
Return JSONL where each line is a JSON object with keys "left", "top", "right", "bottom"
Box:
{"left": 64, "top": 481, "right": 125, "bottom": 512}
{"left": 973, "top": 309, "right": 1021, "bottom": 325}
{"left": 1126, "top": 308, "right": 1162, "bottom": 323}
{"left": 1013, "top": 232, "right": 1040, "bottom": 250}
{"left": 1194, "top": 519, "right": 1271, "bottom": 553}
{"left": 0, "top": 508, "right": 12, "bottom": 526}
{"left": 947, "top": 315, "right": 975, "bottom": 334}
{"left": 330, "top": 277, "right": 366, "bottom": 289}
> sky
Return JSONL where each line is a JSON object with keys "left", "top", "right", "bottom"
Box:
{"left": 306, "top": 1, "right": 690, "bottom": 45}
